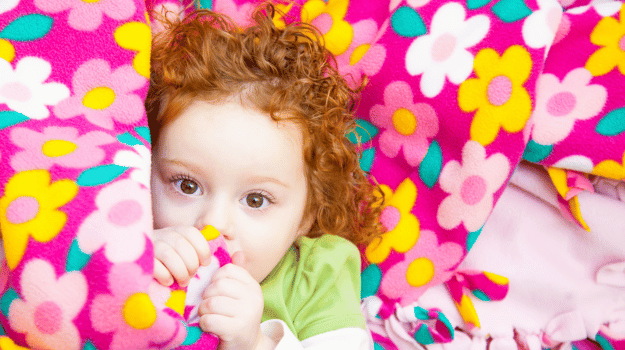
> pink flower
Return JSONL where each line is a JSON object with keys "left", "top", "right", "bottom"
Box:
{"left": 34, "top": 0, "right": 136, "bottom": 31}
{"left": 90, "top": 263, "right": 182, "bottom": 350}
{"left": 10, "top": 126, "right": 115, "bottom": 171}
{"left": 370, "top": 81, "right": 439, "bottom": 166}
{"left": 76, "top": 179, "right": 151, "bottom": 263}
{"left": 380, "top": 230, "right": 463, "bottom": 305}
{"left": 437, "top": 141, "right": 510, "bottom": 232}
{"left": 8, "top": 259, "right": 87, "bottom": 350}
{"left": 214, "top": 0, "right": 255, "bottom": 27}
{"left": 335, "top": 19, "right": 386, "bottom": 88}
{"left": 53, "top": 59, "right": 146, "bottom": 130}
{"left": 530, "top": 68, "right": 607, "bottom": 145}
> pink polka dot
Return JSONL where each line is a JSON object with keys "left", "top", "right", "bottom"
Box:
{"left": 460, "top": 175, "right": 487, "bottom": 206}
{"left": 34, "top": 301, "right": 62, "bottom": 335}
{"left": 487, "top": 76, "right": 512, "bottom": 106}
{"left": 546, "top": 91, "right": 576, "bottom": 117}
{"left": 6, "top": 196, "right": 39, "bottom": 225}
{"left": 0, "top": 82, "right": 32, "bottom": 103}
{"left": 107, "top": 200, "right": 143, "bottom": 227}
{"left": 619, "top": 35, "right": 625, "bottom": 52}
{"left": 380, "top": 206, "right": 401, "bottom": 231}
{"left": 431, "top": 33, "right": 456, "bottom": 62}
{"left": 311, "top": 13, "right": 333, "bottom": 35}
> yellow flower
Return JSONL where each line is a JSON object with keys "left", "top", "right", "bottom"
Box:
{"left": 458, "top": 45, "right": 533, "bottom": 146}
{"left": 0, "top": 170, "right": 78, "bottom": 269}
{"left": 593, "top": 150, "right": 625, "bottom": 180}
{"left": 272, "top": 2, "right": 295, "bottom": 29}
{"left": 114, "top": 21, "right": 151, "bottom": 78}
{"left": 301, "top": 0, "right": 353, "bottom": 55}
{"left": 585, "top": 3, "right": 625, "bottom": 76}
{"left": 0, "top": 39, "right": 15, "bottom": 63}
{"left": 365, "top": 178, "right": 419, "bottom": 264}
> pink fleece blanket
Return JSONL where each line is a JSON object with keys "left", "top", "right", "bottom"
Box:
{"left": 1, "top": 0, "right": 624, "bottom": 349}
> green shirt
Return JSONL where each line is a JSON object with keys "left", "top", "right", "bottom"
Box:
{"left": 260, "top": 235, "right": 366, "bottom": 340}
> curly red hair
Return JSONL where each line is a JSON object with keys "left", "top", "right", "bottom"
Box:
{"left": 146, "top": 3, "right": 384, "bottom": 246}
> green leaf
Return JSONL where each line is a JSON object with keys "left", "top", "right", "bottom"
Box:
{"left": 522, "top": 139, "right": 553, "bottom": 163}
{"left": 66, "top": 238, "right": 91, "bottom": 272}
{"left": 0, "top": 14, "right": 53, "bottom": 41}
{"left": 135, "top": 126, "right": 151, "bottom": 144}
{"left": 359, "top": 147, "right": 375, "bottom": 172}
{"left": 391, "top": 6, "right": 427, "bottom": 37}
{"left": 361, "top": 264, "right": 382, "bottom": 299}
{"left": 419, "top": 140, "right": 442, "bottom": 188}
{"left": 595, "top": 107, "right": 625, "bottom": 136}
{"left": 182, "top": 326, "right": 203, "bottom": 345}
{"left": 77, "top": 164, "right": 128, "bottom": 187}
{"left": 468, "top": 0, "right": 492, "bottom": 9}
{"left": 347, "top": 119, "right": 378, "bottom": 144}
{"left": 117, "top": 132, "right": 141, "bottom": 146}
{"left": 0, "top": 110, "right": 29, "bottom": 129}
{"left": 0, "top": 288, "right": 19, "bottom": 317}
{"left": 492, "top": 0, "right": 532, "bottom": 23}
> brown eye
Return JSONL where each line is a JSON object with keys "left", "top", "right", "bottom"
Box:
{"left": 246, "top": 193, "right": 265, "bottom": 208}
{"left": 178, "top": 179, "right": 199, "bottom": 195}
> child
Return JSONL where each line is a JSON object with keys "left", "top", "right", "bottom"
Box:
{"left": 145, "top": 4, "right": 384, "bottom": 349}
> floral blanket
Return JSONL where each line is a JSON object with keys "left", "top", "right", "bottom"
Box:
{"left": 0, "top": 0, "right": 624, "bottom": 349}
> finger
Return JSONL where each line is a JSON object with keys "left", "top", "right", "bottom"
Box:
{"left": 154, "top": 243, "right": 192, "bottom": 286}
{"left": 199, "top": 314, "right": 236, "bottom": 341}
{"left": 171, "top": 234, "right": 201, "bottom": 276}
{"left": 153, "top": 259, "right": 173, "bottom": 286}
{"left": 209, "top": 262, "right": 257, "bottom": 286}
{"left": 198, "top": 295, "right": 238, "bottom": 318}
{"left": 202, "top": 276, "right": 247, "bottom": 300}
{"left": 181, "top": 227, "right": 212, "bottom": 266}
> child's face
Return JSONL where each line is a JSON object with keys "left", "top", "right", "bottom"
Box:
{"left": 151, "top": 99, "right": 310, "bottom": 282}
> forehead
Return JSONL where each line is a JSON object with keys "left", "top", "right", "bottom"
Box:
{"left": 157, "top": 99, "right": 306, "bottom": 177}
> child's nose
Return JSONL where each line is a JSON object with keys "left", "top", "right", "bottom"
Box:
{"left": 195, "top": 199, "right": 233, "bottom": 240}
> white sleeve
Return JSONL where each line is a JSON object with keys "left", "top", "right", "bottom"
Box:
{"left": 260, "top": 319, "right": 373, "bottom": 350}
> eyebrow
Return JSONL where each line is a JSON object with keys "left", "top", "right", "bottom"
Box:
{"left": 159, "top": 158, "right": 200, "bottom": 171}
{"left": 247, "top": 176, "right": 290, "bottom": 189}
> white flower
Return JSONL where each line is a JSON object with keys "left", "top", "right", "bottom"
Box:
{"left": 405, "top": 2, "right": 489, "bottom": 98}
{"left": 0, "top": 57, "right": 69, "bottom": 119}
{"left": 0, "top": 0, "right": 20, "bottom": 14}
{"left": 113, "top": 144, "right": 150, "bottom": 187}
{"left": 522, "top": 0, "right": 562, "bottom": 50}
{"left": 567, "top": 0, "right": 622, "bottom": 16}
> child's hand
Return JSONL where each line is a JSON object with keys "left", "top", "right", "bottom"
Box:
{"left": 153, "top": 226, "right": 212, "bottom": 287}
{"left": 198, "top": 252, "right": 273, "bottom": 350}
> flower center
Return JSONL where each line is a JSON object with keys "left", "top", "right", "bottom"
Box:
{"left": 34, "top": 301, "right": 63, "bottom": 335}
{"left": 82, "top": 0, "right": 100, "bottom": 3}
{"left": 431, "top": 33, "right": 457, "bottom": 62}
{"left": 311, "top": 13, "right": 333, "bottom": 35}
{"left": 0, "top": 82, "right": 32, "bottom": 103}
{"left": 108, "top": 199, "right": 143, "bottom": 227}
{"left": 379, "top": 206, "right": 401, "bottom": 232}
{"left": 123, "top": 293, "right": 157, "bottom": 330}
{"left": 392, "top": 108, "right": 417, "bottom": 136}
{"left": 460, "top": 175, "right": 487, "bottom": 205}
{"left": 83, "top": 87, "right": 115, "bottom": 110}
{"left": 6, "top": 196, "right": 39, "bottom": 225}
{"left": 350, "top": 44, "right": 371, "bottom": 66}
{"left": 546, "top": 91, "right": 576, "bottom": 117}
{"left": 407, "top": 257, "right": 435, "bottom": 287}
{"left": 619, "top": 34, "right": 625, "bottom": 52}
{"left": 42, "top": 140, "right": 78, "bottom": 158}
{"left": 487, "top": 75, "right": 512, "bottom": 106}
